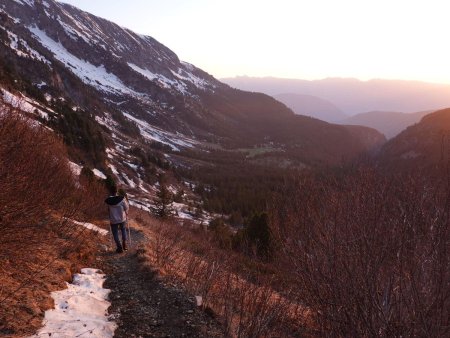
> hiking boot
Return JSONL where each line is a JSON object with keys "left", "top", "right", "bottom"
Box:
{"left": 123, "top": 242, "right": 128, "bottom": 251}
{"left": 116, "top": 247, "right": 123, "bottom": 253}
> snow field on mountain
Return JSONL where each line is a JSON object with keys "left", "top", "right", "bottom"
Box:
{"left": 1, "top": 88, "right": 50, "bottom": 119}
{"left": 28, "top": 26, "right": 136, "bottom": 95}
{"left": 3, "top": 28, "right": 50, "bottom": 64}
{"left": 122, "top": 112, "right": 198, "bottom": 151}
{"left": 128, "top": 62, "right": 189, "bottom": 94}
{"left": 128, "top": 62, "right": 214, "bottom": 94}
{"left": 11, "top": 0, "right": 35, "bottom": 7}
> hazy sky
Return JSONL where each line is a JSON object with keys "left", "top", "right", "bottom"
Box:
{"left": 59, "top": 0, "right": 450, "bottom": 84}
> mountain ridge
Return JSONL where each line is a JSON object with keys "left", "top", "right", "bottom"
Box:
{"left": 273, "top": 93, "right": 347, "bottom": 122}
{"left": 339, "top": 110, "right": 433, "bottom": 139}
{"left": 379, "top": 108, "right": 450, "bottom": 167}
{"left": 222, "top": 76, "right": 450, "bottom": 115}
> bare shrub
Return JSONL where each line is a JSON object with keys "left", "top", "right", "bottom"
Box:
{"left": 0, "top": 101, "right": 106, "bottom": 334}
{"left": 0, "top": 105, "right": 76, "bottom": 259}
{"left": 184, "top": 252, "right": 223, "bottom": 311}
{"left": 135, "top": 209, "right": 300, "bottom": 337}
{"left": 215, "top": 272, "right": 295, "bottom": 338}
{"left": 146, "top": 219, "right": 186, "bottom": 272}
{"left": 272, "top": 165, "right": 449, "bottom": 337}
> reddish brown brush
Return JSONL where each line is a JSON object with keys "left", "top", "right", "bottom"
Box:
{"left": 271, "top": 165, "right": 449, "bottom": 337}
{"left": 0, "top": 102, "right": 107, "bottom": 336}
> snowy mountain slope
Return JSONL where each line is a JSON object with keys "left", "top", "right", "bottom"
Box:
{"left": 1, "top": 0, "right": 221, "bottom": 140}
{"left": 0, "top": 0, "right": 386, "bottom": 206}
{"left": 5, "top": 0, "right": 216, "bottom": 95}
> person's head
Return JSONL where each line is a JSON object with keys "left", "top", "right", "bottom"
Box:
{"left": 118, "top": 188, "right": 127, "bottom": 198}
{"left": 109, "top": 185, "right": 118, "bottom": 196}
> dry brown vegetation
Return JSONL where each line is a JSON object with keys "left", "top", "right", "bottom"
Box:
{"left": 131, "top": 211, "right": 306, "bottom": 338}
{"left": 0, "top": 102, "right": 107, "bottom": 336}
{"left": 271, "top": 165, "right": 449, "bottom": 337}
{"left": 132, "top": 157, "right": 449, "bottom": 337}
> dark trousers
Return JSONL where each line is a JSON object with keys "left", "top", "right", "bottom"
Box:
{"left": 111, "top": 222, "right": 127, "bottom": 249}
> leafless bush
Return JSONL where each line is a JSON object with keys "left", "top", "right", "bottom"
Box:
{"left": 215, "top": 272, "right": 295, "bottom": 338}
{"left": 183, "top": 252, "right": 223, "bottom": 311}
{"left": 138, "top": 212, "right": 299, "bottom": 337}
{"left": 130, "top": 207, "right": 294, "bottom": 337}
{"left": 0, "top": 104, "right": 75, "bottom": 251}
{"left": 146, "top": 219, "right": 186, "bottom": 272}
{"left": 0, "top": 101, "right": 105, "bottom": 334}
{"left": 271, "top": 165, "right": 449, "bottom": 337}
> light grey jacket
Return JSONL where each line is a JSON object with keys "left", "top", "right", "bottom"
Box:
{"left": 105, "top": 195, "right": 129, "bottom": 224}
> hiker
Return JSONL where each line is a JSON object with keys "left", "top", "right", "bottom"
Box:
{"left": 105, "top": 186, "right": 129, "bottom": 253}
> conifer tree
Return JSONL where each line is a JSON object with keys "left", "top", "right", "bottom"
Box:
{"left": 245, "top": 212, "right": 273, "bottom": 261}
{"left": 154, "top": 177, "right": 173, "bottom": 218}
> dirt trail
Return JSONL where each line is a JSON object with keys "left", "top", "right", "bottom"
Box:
{"left": 100, "top": 228, "right": 224, "bottom": 338}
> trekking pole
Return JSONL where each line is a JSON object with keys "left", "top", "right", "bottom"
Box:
{"left": 109, "top": 224, "right": 114, "bottom": 251}
{"left": 127, "top": 214, "right": 132, "bottom": 249}
{"left": 107, "top": 206, "right": 114, "bottom": 251}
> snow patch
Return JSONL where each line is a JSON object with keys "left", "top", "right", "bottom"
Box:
{"left": 127, "top": 62, "right": 158, "bottom": 80}
{"left": 93, "top": 168, "right": 107, "bottom": 180}
{"left": 4, "top": 29, "right": 49, "bottom": 64}
{"left": 36, "top": 81, "right": 47, "bottom": 88}
{"left": 172, "top": 65, "right": 214, "bottom": 91}
{"left": 68, "top": 161, "right": 82, "bottom": 176}
{"left": 95, "top": 113, "right": 118, "bottom": 129}
{"left": 12, "top": 0, "right": 34, "bottom": 7}
{"left": 108, "top": 163, "right": 119, "bottom": 175}
{"left": 125, "top": 161, "right": 139, "bottom": 171}
{"left": 70, "top": 219, "right": 109, "bottom": 236}
{"left": 172, "top": 202, "right": 196, "bottom": 221}
{"left": 1, "top": 88, "right": 50, "bottom": 119}
{"left": 123, "top": 112, "right": 197, "bottom": 151}
{"left": 127, "top": 62, "right": 188, "bottom": 94}
{"left": 30, "top": 268, "right": 116, "bottom": 338}
{"left": 128, "top": 61, "right": 214, "bottom": 93}
{"left": 129, "top": 199, "right": 153, "bottom": 213}
{"left": 122, "top": 172, "right": 136, "bottom": 188}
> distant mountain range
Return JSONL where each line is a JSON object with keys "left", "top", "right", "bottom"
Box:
{"left": 221, "top": 76, "right": 450, "bottom": 116}
{"left": 340, "top": 110, "right": 432, "bottom": 139}
{"left": 273, "top": 93, "right": 347, "bottom": 122}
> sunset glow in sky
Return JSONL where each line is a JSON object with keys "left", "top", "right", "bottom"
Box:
{"left": 59, "top": 0, "right": 450, "bottom": 84}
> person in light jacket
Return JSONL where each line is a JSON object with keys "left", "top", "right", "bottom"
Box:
{"left": 105, "top": 186, "right": 129, "bottom": 253}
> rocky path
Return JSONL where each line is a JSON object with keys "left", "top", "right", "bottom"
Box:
{"left": 100, "top": 229, "right": 224, "bottom": 338}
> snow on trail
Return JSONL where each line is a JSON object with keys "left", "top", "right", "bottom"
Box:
{"left": 28, "top": 221, "right": 114, "bottom": 336}
{"left": 70, "top": 219, "right": 109, "bottom": 236}
{"left": 30, "top": 269, "right": 116, "bottom": 338}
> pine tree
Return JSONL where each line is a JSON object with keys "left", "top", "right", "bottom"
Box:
{"left": 154, "top": 179, "right": 173, "bottom": 218}
{"left": 245, "top": 212, "right": 273, "bottom": 261}
{"left": 173, "top": 189, "right": 184, "bottom": 203}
